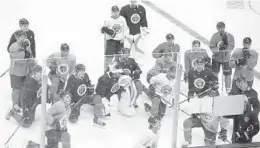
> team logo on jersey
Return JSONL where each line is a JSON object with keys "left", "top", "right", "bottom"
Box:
{"left": 191, "top": 58, "right": 197, "bottom": 68}
{"left": 59, "top": 116, "right": 68, "bottom": 130}
{"left": 57, "top": 64, "right": 69, "bottom": 76}
{"left": 112, "top": 24, "right": 122, "bottom": 34}
{"left": 77, "top": 84, "right": 87, "bottom": 96}
{"left": 131, "top": 13, "right": 140, "bottom": 24}
{"left": 194, "top": 78, "right": 205, "bottom": 89}
{"left": 161, "top": 85, "right": 173, "bottom": 95}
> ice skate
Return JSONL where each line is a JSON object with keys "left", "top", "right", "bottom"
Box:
{"left": 93, "top": 118, "right": 106, "bottom": 129}
{"left": 181, "top": 141, "right": 190, "bottom": 148}
{"left": 144, "top": 103, "right": 151, "bottom": 112}
{"left": 25, "top": 140, "right": 40, "bottom": 148}
{"left": 5, "top": 106, "right": 20, "bottom": 120}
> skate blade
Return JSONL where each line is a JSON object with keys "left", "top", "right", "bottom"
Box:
{"left": 93, "top": 123, "right": 106, "bottom": 129}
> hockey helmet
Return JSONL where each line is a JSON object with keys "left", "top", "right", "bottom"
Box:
{"left": 111, "top": 5, "right": 120, "bottom": 12}
{"left": 216, "top": 21, "right": 225, "bottom": 29}
{"left": 108, "top": 61, "right": 123, "bottom": 73}
{"left": 194, "top": 58, "right": 205, "bottom": 65}
{"left": 192, "top": 40, "right": 201, "bottom": 47}
{"left": 19, "top": 18, "right": 29, "bottom": 25}
{"left": 75, "top": 64, "right": 86, "bottom": 73}
{"left": 243, "top": 37, "right": 252, "bottom": 44}
{"left": 60, "top": 91, "right": 72, "bottom": 104}
{"left": 121, "top": 47, "right": 131, "bottom": 54}
{"left": 235, "top": 75, "right": 248, "bottom": 89}
{"left": 166, "top": 33, "right": 174, "bottom": 40}
{"left": 31, "top": 65, "right": 42, "bottom": 74}
{"left": 60, "top": 43, "right": 70, "bottom": 51}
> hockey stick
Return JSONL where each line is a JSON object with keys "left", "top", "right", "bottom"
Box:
{"left": 1, "top": 69, "right": 9, "bottom": 78}
{"left": 127, "top": 35, "right": 145, "bottom": 54}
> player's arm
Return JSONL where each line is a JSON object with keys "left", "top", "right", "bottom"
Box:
{"left": 229, "top": 48, "right": 240, "bottom": 68}
{"left": 45, "top": 103, "right": 63, "bottom": 125}
{"left": 226, "top": 34, "right": 235, "bottom": 52}
{"left": 7, "top": 33, "right": 16, "bottom": 52}
{"left": 184, "top": 51, "right": 190, "bottom": 73}
{"left": 140, "top": 6, "right": 148, "bottom": 28}
{"left": 152, "top": 43, "right": 164, "bottom": 59}
{"left": 95, "top": 77, "right": 107, "bottom": 98}
{"left": 209, "top": 34, "right": 219, "bottom": 54}
{"left": 122, "top": 17, "right": 129, "bottom": 39}
{"left": 46, "top": 53, "right": 56, "bottom": 68}
{"left": 83, "top": 73, "right": 92, "bottom": 86}
{"left": 65, "top": 75, "right": 74, "bottom": 92}
{"left": 30, "top": 31, "right": 36, "bottom": 57}
{"left": 250, "top": 90, "right": 260, "bottom": 117}
{"left": 119, "top": 6, "right": 127, "bottom": 20}
{"left": 246, "top": 50, "right": 258, "bottom": 69}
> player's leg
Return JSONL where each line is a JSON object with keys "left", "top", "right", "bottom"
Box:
{"left": 45, "top": 129, "right": 61, "bottom": 148}
{"left": 114, "top": 41, "right": 124, "bottom": 61}
{"left": 60, "top": 131, "right": 71, "bottom": 148}
{"left": 144, "top": 96, "right": 160, "bottom": 117}
{"left": 118, "top": 86, "right": 136, "bottom": 116}
{"left": 104, "top": 40, "right": 117, "bottom": 72}
{"left": 69, "top": 102, "right": 83, "bottom": 123}
{"left": 183, "top": 117, "right": 204, "bottom": 144}
{"left": 92, "top": 95, "right": 108, "bottom": 127}
{"left": 132, "top": 80, "right": 143, "bottom": 108}
{"left": 223, "top": 62, "right": 232, "bottom": 93}
{"left": 211, "top": 59, "right": 220, "bottom": 77}
{"left": 157, "top": 101, "right": 167, "bottom": 120}
{"left": 20, "top": 107, "right": 37, "bottom": 128}
{"left": 202, "top": 127, "right": 217, "bottom": 146}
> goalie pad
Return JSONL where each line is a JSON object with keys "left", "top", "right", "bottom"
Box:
{"left": 118, "top": 75, "right": 132, "bottom": 87}
{"left": 111, "top": 83, "right": 120, "bottom": 93}
{"left": 101, "top": 26, "right": 116, "bottom": 38}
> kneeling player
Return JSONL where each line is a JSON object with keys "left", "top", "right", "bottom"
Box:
{"left": 187, "top": 58, "right": 219, "bottom": 100}
{"left": 6, "top": 65, "right": 48, "bottom": 128}
{"left": 144, "top": 67, "right": 176, "bottom": 120}
{"left": 26, "top": 91, "right": 71, "bottom": 148}
{"left": 134, "top": 116, "right": 161, "bottom": 148}
{"left": 117, "top": 47, "right": 143, "bottom": 108}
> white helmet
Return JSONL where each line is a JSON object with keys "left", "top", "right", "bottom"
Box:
{"left": 108, "top": 61, "right": 123, "bottom": 73}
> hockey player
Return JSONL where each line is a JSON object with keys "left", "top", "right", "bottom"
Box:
{"left": 116, "top": 47, "right": 143, "bottom": 108}
{"left": 147, "top": 50, "right": 177, "bottom": 83}
{"left": 152, "top": 33, "right": 180, "bottom": 62}
{"left": 26, "top": 91, "right": 71, "bottom": 148}
{"left": 227, "top": 76, "right": 260, "bottom": 143}
{"left": 7, "top": 18, "right": 36, "bottom": 58}
{"left": 229, "top": 37, "right": 258, "bottom": 94}
{"left": 184, "top": 40, "right": 211, "bottom": 82}
{"left": 47, "top": 43, "right": 76, "bottom": 103}
{"left": 209, "top": 21, "right": 235, "bottom": 93}
{"left": 187, "top": 58, "right": 219, "bottom": 100}
{"left": 8, "top": 30, "right": 34, "bottom": 117}
{"left": 101, "top": 5, "right": 129, "bottom": 72}
{"left": 144, "top": 67, "right": 176, "bottom": 120}
{"left": 182, "top": 112, "right": 229, "bottom": 146}
{"left": 120, "top": 0, "right": 149, "bottom": 57}
{"left": 6, "top": 65, "right": 44, "bottom": 128}
{"left": 133, "top": 116, "right": 161, "bottom": 148}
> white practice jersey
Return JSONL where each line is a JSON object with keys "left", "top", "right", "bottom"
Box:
{"left": 105, "top": 16, "right": 129, "bottom": 41}
{"left": 134, "top": 130, "right": 159, "bottom": 148}
{"left": 150, "top": 73, "right": 175, "bottom": 105}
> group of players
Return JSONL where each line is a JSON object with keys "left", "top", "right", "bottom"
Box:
{"left": 3, "top": 0, "right": 260, "bottom": 147}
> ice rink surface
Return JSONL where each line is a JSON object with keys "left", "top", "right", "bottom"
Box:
{"left": 0, "top": 0, "right": 259, "bottom": 147}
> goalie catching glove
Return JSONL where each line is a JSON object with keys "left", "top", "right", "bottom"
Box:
{"left": 111, "top": 83, "right": 120, "bottom": 93}
{"left": 218, "top": 128, "right": 227, "bottom": 141}
{"left": 101, "top": 26, "right": 116, "bottom": 38}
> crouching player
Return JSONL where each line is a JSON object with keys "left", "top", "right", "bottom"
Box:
{"left": 26, "top": 91, "right": 71, "bottom": 148}
{"left": 144, "top": 67, "right": 176, "bottom": 121}
{"left": 117, "top": 47, "right": 143, "bottom": 108}
{"left": 187, "top": 58, "right": 219, "bottom": 101}
{"left": 47, "top": 43, "right": 76, "bottom": 103}
{"left": 134, "top": 117, "right": 161, "bottom": 148}
{"left": 6, "top": 65, "right": 50, "bottom": 128}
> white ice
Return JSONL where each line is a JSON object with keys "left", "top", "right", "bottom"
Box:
{"left": 0, "top": 0, "right": 259, "bottom": 148}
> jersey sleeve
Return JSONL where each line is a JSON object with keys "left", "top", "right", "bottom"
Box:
{"left": 247, "top": 50, "right": 258, "bottom": 69}
{"left": 95, "top": 77, "right": 107, "bottom": 98}
{"left": 140, "top": 6, "right": 148, "bottom": 28}
{"left": 184, "top": 51, "right": 190, "bottom": 73}
{"left": 122, "top": 17, "right": 129, "bottom": 38}
{"left": 152, "top": 43, "right": 164, "bottom": 58}
{"left": 209, "top": 33, "right": 219, "bottom": 54}
{"left": 229, "top": 48, "right": 240, "bottom": 68}
{"left": 65, "top": 75, "right": 75, "bottom": 92}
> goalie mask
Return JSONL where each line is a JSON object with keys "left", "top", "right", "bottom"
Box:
{"left": 75, "top": 63, "right": 86, "bottom": 79}
{"left": 108, "top": 61, "right": 123, "bottom": 74}
{"left": 193, "top": 58, "right": 205, "bottom": 72}
{"left": 166, "top": 66, "right": 176, "bottom": 80}
{"left": 60, "top": 91, "right": 72, "bottom": 106}
{"left": 235, "top": 76, "right": 249, "bottom": 91}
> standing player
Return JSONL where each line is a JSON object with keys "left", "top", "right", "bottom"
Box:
{"left": 7, "top": 18, "right": 36, "bottom": 58}
{"left": 209, "top": 21, "right": 235, "bottom": 93}
{"left": 133, "top": 117, "right": 161, "bottom": 148}
{"left": 8, "top": 30, "right": 34, "bottom": 117}
{"left": 187, "top": 58, "right": 219, "bottom": 100}
{"left": 152, "top": 33, "right": 180, "bottom": 62}
{"left": 144, "top": 67, "right": 176, "bottom": 121}
{"left": 6, "top": 65, "right": 44, "bottom": 128}
{"left": 26, "top": 91, "right": 71, "bottom": 148}
{"left": 229, "top": 37, "right": 258, "bottom": 93}
{"left": 120, "top": 0, "right": 149, "bottom": 56}
{"left": 47, "top": 43, "right": 76, "bottom": 103}
{"left": 184, "top": 40, "right": 211, "bottom": 82}
{"left": 101, "top": 5, "right": 129, "bottom": 72}
{"left": 116, "top": 47, "right": 143, "bottom": 108}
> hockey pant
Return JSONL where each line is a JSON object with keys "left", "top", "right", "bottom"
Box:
{"left": 12, "top": 107, "right": 37, "bottom": 128}
{"left": 183, "top": 117, "right": 216, "bottom": 146}
{"left": 45, "top": 129, "right": 70, "bottom": 148}
{"left": 124, "top": 34, "right": 145, "bottom": 63}
{"left": 10, "top": 75, "right": 26, "bottom": 107}
{"left": 48, "top": 72, "right": 66, "bottom": 104}
{"left": 69, "top": 94, "right": 110, "bottom": 123}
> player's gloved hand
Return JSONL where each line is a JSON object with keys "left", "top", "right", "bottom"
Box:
{"left": 132, "top": 70, "right": 142, "bottom": 80}
{"left": 141, "top": 27, "right": 149, "bottom": 37}
{"left": 236, "top": 58, "right": 247, "bottom": 67}
{"left": 13, "top": 104, "right": 21, "bottom": 112}
{"left": 21, "top": 39, "right": 30, "bottom": 48}
{"left": 217, "top": 41, "right": 227, "bottom": 50}
{"left": 122, "top": 68, "right": 131, "bottom": 75}
{"left": 242, "top": 49, "right": 251, "bottom": 59}
{"left": 101, "top": 26, "right": 116, "bottom": 38}
{"left": 218, "top": 128, "right": 227, "bottom": 141}
{"left": 203, "top": 56, "right": 211, "bottom": 65}
{"left": 187, "top": 91, "right": 194, "bottom": 102}
{"left": 87, "top": 84, "right": 95, "bottom": 95}
{"left": 184, "top": 72, "right": 188, "bottom": 83}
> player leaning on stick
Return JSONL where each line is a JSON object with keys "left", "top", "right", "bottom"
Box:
{"left": 184, "top": 40, "right": 211, "bottom": 82}
{"left": 229, "top": 37, "right": 258, "bottom": 94}
{"left": 101, "top": 5, "right": 129, "bottom": 72}
{"left": 226, "top": 76, "right": 260, "bottom": 143}
{"left": 209, "top": 21, "right": 235, "bottom": 94}
{"left": 7, "top": 18, "right": 36, "bottom": 58}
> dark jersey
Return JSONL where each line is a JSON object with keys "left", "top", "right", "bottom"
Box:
{"left": 95, "top": 72, "right": 119, "bottom": 100}
{"left": 65, "top": 73, "right": 91, "bottom": 103}
{"left": 120, "top": 4, "right": 147, "bottom": 35}
{"left": 23, "top": 76, "right": 41, "bottom": 108}
{"left": 118, "top": 57, "right": 141, "bottom": 77}
{"left": 188, "top": 67, "right": 218, "bottom": 94}
{"left": 8, "top": 29, "right": 36, "bottom": 57}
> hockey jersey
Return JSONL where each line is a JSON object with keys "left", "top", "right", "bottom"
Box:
{"left": 105, "top": 16, "right": 129, "bottom": 41}
{"left": 184, "top": 49, "right": 210, "bottom": 73}
{"left": 118, "top": 57, "right": 141, "bottom": 77}
{"left": 150, "top": 73, "right": 175, "bottom": 105}
{"left": 210, "top": 32, "right": 235, "bottom": 62}
{"left": 188, "top": 67, "right": 218, "bottom": 95}
{"left": 229, "top": 48, "right": 258, "bottom": 81}
{"left": 152, "top": 42, "right": 180, "bottom": 61}
{"left": 134, "top": 130, "right": 159, "bottom": 148}
{"left": 46, "top": 101, "right": 71, "bottom": 131}
{"left": 120, "top": 4, "right": 148, "bottom": 35}
{"left": 95, "top": 72, "right": 119, "bottom": 100}
{"left": 65, "top": 73, "right": 92, "bottom": 102}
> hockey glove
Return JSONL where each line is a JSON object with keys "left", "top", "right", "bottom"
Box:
{"left": 217, "top": 41, "right": 227, "bottom": 50}
{"left": 132, "top": 70, "right": 142, "bottom": 80}
{"left": 21, "top": 39, "right": 30, "bottom": 48}
{"left": 203, "top": 56, "right": 211, "bottom": 64}
{"left": 242, "top": 48, "right": 251, "bottom": 59}
{"left": 222, "top": 33, "right": 229, "bottom": 46}
{"left": 187, "top": 91, "right": 194, "bottom": 102}
{"left": 191, "top": 113, "right": 199, "bottom": 118}
{"left": 122, "top": 68, "right": 131, "bottom": 75}
{"left": 218, "top": 128, "right": 227, "bottom": 141}
{"left": 87, "top": 84, "right": 95, "bottom": 95}
{"left": 101, "top": 26, "right": 116, "bottom": 38}
{"left": 236, "top": 57, "right": 247, "bottom": 66}
{"left": 184, "top": 72, "right": 188, "bottom": 83}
